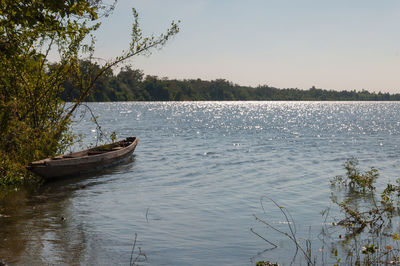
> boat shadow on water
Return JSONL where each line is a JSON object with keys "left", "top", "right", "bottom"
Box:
{"left": 41, "top": 154, "right": 138, "bottom": 193}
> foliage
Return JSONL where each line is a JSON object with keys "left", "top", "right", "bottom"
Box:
{"left": 59, "top": 68, "right": 400, "bottom": 102}
{"left": 328, "top": 159, "right": 400, "bottom": 265}
{"left": 331, "top": 159, "right": 399, "bottom": 236}
{"left": 0, "top": 0, "right": 179, "bottom": 186}
{"left": 331, "top": 159, "right": 379, "bottom": 191}
{"left": 254, "top": 159, "right": 400, "bottom": 265}
{"left": 256, "top": 261, "right": 279, "bottom": 266}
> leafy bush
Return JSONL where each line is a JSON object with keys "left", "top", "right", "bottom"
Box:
{"left": 0, "top": 1, "right": 179, "bottom": 186}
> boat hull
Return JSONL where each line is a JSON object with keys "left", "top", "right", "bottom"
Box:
{"left": 28, "top": 137, "right": 139, "bottom": 180}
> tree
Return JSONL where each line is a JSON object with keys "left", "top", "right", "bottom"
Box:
{"left": 0, "top": 0, "right": 179, "bottom": 186}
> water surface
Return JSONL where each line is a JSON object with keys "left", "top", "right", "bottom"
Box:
{"left": 1, "top": 102, "right": 399, "bottom": 265}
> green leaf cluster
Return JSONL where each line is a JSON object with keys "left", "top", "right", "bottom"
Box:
{"left": 0, "top": 1, "right": 179, "bottom": 186}
{"left": 0, "top": 0, "right": 102, "bottom": 186}
{"left": 329, "top": 159, "right": 400, "bottom": 264}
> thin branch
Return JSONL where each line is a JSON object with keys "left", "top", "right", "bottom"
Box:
{"left": 256, "top": 196, "right": 314, "bottom": 265}
{"left": 129, "top": 233, "right": 137, "bottom": 266}
{"left": 250, "top": 228, "right": 277, "bottom": 249}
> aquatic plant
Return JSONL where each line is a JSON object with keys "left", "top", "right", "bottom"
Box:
{"left": 254, "top": 159, "right": 400, "bottom": 265}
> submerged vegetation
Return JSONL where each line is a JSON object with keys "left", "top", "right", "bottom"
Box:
{"left": 255, "top": 159, "right": 400, "bottom": 265}
{"left": 0, "top": 0, "right": 179, "bottom": 187}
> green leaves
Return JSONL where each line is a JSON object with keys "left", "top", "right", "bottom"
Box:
{"left": 331, "top": 159, "right": 379, "bottom": 191}
{"left": 128, "top": 8, "right": 180, "bottom": 57}
{"left": 0, "top": 1, "right": 180, "bottom": 186}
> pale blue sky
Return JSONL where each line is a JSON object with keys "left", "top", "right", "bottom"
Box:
{"left": 93, "top": 0, "right": 400, "bottom": 93}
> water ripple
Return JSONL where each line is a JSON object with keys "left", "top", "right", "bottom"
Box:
{"left": 3, "top": 102, "right": 400, "bottom": 265}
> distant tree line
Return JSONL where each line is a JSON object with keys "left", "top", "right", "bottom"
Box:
{"left": 61, "top": 61, "right": 400, "bottom": 102}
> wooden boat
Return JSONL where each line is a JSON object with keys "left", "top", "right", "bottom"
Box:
{"left": 27, "top": 137, "right": 139, "bottom": 180}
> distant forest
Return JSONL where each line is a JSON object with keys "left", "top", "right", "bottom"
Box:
{"left": 60, "top": 61, "right": 400, "bottom": 102}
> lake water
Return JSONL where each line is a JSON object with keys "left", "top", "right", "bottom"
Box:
{"left": 1, "top": 102, "right": 400, "bottom": 265}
